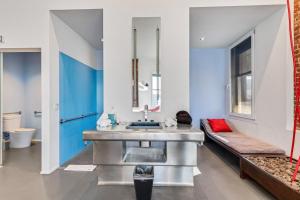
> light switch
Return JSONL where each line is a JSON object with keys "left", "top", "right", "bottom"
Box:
{"left": 53, "top": 103, "right": 59, "bottom": 111}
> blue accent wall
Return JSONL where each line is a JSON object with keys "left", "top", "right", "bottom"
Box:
{"left": 190, "top": 48, "right": 227, "bottom": 128}
{"left": 59, "top": 52, "right": 103, "bottom": 165}
{"left": 97, "top": 70, "right": 104, "bottom": 114}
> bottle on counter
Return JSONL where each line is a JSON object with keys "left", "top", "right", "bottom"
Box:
{"left": 108, "top": 107, "right": 117, "bottom": 126}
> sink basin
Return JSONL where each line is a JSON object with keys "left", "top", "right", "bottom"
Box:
{"left": 126, "top": 121, "right": 163, "bottom": 129}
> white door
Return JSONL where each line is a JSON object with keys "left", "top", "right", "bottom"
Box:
{"left": 0, "top": 52, "right": 3, "bottom": 166}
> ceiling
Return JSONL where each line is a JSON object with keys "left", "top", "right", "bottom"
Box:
{"left": 52, "top": 9, "right": 103, "bottom": 49}
{"left": 190, "top": 5, "right": 284, "bottom": 48}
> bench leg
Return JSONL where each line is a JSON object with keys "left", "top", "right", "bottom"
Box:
{"left": 240, "top": 170, "right": 249, "bottom": 179}
{"left": 239, "top": 158, "right": 248, "bottom": 179}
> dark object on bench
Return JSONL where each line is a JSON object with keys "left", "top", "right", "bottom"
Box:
{"left": 176, "top": 111, "right": 192, "bottom": 125}
{"left": 240, "top": 156, "right": 300, "bottom": 200}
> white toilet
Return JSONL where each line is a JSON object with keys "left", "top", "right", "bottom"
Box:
{"left": 3, "top": 114, "right": 36, "bottom": 148}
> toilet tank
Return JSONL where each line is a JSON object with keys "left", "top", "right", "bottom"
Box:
{"left": 3, "top": 114, "right": 21, "bottom": 132}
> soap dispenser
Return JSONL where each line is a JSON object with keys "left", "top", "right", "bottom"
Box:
{"left": 108, "top": 107, "right": 117, "bottom": 125}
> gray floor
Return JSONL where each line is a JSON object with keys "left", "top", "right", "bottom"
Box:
{"left": 0, "top": 142, "right": 275, "bottom": 200}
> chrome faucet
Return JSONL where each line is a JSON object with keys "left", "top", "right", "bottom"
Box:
{"left": 143, "top": 105, "right": 149, "bottom": 121}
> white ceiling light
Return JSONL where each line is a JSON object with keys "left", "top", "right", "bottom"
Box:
{"left": 200, "top": 37, "right": 205, "bottom": 41}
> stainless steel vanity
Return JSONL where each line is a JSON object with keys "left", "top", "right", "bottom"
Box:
{"left": 83, "top": 124, "right": 204, "bottom": 186}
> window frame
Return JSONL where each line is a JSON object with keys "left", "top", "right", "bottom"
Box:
{"left": 228, "top": 31, "right": 255, "bottom": 120}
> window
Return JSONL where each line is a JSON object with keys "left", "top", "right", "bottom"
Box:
{"left": 151, "top": 74, "right": 161, "bottom": 109}
{"left": 229, "top": 32, "right": 254, "bottom": 118}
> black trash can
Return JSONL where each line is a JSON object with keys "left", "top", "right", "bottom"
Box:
{"left": 133, "top": 165, "right": 154, "bottom": 200}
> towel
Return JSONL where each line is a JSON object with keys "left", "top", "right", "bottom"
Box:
{"left": 64, "top": 165, "right": 96, "bottom": 172}
{"left": 97, "top": 113, "right": 112, "bottom": 129}
{"left": 165, "top": 117, "right": 177, "bottom": 127}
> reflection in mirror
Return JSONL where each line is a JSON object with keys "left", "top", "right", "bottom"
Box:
{"left": 132, "top": 17, "right": 161, "bottom": 113}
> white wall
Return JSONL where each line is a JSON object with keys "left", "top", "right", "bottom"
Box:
{"left": 103, "top": 2, "right": 190, "bottom": 122}
{"left": 24, "top": 53, "right": 42, "bottom": 140}
{"left": 3, "top": 52, "right": 41, "bottom": 139}
{"left": 190, "top": 48, "right": 227, "bottom": 127}
{"left": 0, "top": 0, "right": 289, "bottom": 174}
{"left": 3, "top": 53, "right": 26, "bottom": 124}
{"left": 96, "top": 49, "right": 103, "bottom": 69}
{"left": 228, "top": 7, "right": 298, "bottom": 156}
{"left": 51, "top": 14, "right": 99, "bottom": 69}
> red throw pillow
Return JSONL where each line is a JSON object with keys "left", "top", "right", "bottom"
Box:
{"left": 208, "top": 119, "right": 232, "bottom": 133}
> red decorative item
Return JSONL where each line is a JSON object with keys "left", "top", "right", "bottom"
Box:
{"left": 208, "top": 119, "right": 233, "bottom": 133}
{"left": 287, "top": 0, "right": 299, "bottom": 164}
{"left": 292, "top": 156, "right": 300, "bottom": 183}
{"left": 286, "top": 0, "right": 300, "bottom": 183}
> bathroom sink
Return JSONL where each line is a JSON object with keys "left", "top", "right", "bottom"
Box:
{"left": 126, "top": 121, "right": 163, "bottom": 129}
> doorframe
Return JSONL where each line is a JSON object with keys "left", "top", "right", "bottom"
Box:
{"left": 0, "top": 48, "right": 42, "bottom": 169}
{"left": 0, "top": 52, "right": 3, "bottom": 166}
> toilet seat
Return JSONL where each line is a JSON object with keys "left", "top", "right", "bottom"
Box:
{"left": 7, "top": 128, "right": 36, "bottom": 134}
{"left": 14, "top": 128, "right": 36, "bottom": 132}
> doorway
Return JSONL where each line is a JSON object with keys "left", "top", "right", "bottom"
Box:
{"left": 0, "top": 49, "right": 42, "bottom": 171}
{"left": 50, "top": 9, "right": 104, "bottom": 165}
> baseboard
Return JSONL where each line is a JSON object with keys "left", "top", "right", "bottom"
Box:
{"left": 40, "top": 165, "right": 58, "bottom": 175}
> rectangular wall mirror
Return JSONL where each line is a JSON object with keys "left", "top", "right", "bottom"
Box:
{"left": 132, "top": 17, "right": 161, "bottom": 113}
